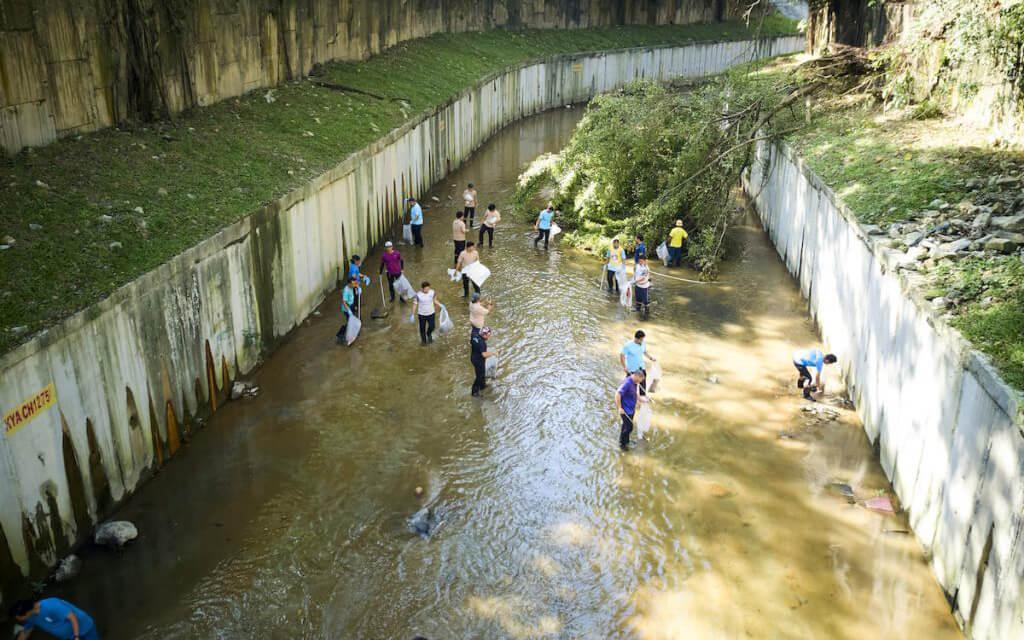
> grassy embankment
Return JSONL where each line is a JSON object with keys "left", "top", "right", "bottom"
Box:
{"left": 755, "top": 58, "right": 1024, "bottom": 388}
{"left": 0, "top": 18, "right": 798, "bottom": 355}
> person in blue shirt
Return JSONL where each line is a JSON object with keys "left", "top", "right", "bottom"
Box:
{"left": 335, "top": 277, "right": 360, "bottom": 344}
{"left": 533, "top": 204, "right": 554, "bottom": 250}
{"left": 620, "top": 330, "right": 656, "bottom": 395}
{"left": 10, "top": 597, "right": 99, "bottom": 640}
{"left": 792, "top": 348, "right": 837, "bottom": 401}
{"left": 346, "top": 255, "right": 370, "bottom": 316}
{"left": 633, "top": 234, "right": 646, "bottom": 265}
{"left": 615, "top": 370, "right": 645, "bottom": 450}
{"left": 408, "top": 197, "right": 425, "bottom": 247}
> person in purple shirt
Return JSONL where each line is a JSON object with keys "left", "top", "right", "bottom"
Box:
{"left": 378, "top": 241, "right": 404, "bottom": 302}
{"left": 10, "top": 597, "right": 98, "bottom": 640}
{"left": 615, "top": 370, "right": 645, "bottom": 450}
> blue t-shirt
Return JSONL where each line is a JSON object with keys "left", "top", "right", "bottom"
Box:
{"left": 348, "top": 263, "right": 369, "bottom": 286}
{"left": 634, "top": 242, "right": 646, "bottom": 263}
{"left": 618, "top": 376, "right": 639, "bottom": 415}
{"left": 24, "top": 598, "right": 95, "bottom": 639}
{"left": 410, "top": 203, "right": 424, "bottom": 225}
{"left": 537, "top": 209, "right": 553, "bottom": 230}
{"left": 794, "top": 348, "right": 825, "bottom": 372}
{"left": 621, "top": 340, "right": 645, "bottom": 372}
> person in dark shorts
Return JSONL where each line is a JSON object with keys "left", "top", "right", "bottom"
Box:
{"left": 792, "top": 348, "right": 837, "bottom": 401}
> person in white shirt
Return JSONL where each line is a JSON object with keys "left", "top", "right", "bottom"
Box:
{"left": 479, "top": 203, "right": 501, "bottom": 247}
{"left": 633, "top": 253, "right": 652, "bottom": 313}
{"left": 463, "top": 183, "right": 478, "bottom": 228}
{"left": 415, "top": 281, "right": 441, "bottom": 344}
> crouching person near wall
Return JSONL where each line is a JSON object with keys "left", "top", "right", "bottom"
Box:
{"left": 792, "top": 348, "right": 837, "bottom": 402}
{"left": 10, "top": 597, "right": 99, "bottom": 640}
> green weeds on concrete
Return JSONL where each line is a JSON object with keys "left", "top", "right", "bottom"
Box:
{"left": 0, "top": 18, "right": 797, "bottom": 355}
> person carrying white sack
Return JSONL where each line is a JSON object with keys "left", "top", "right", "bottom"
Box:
{"left": 415, "top": 281, "right": 442, "bottom": 345}
{"left": 336, "top": 276, "right": 361, "bottom": 345}
{"left": 456, "top": 241, "right": 482, "bottom": 298}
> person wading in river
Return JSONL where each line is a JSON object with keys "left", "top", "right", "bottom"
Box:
{"left": 456, "top": 241, "right": 482, "bottom": 298}
{"left": 793, "top": 348, "right": 837, "bottom": 401}
{"left": 479, "top": 203, "right": 500, "bottom": 248}
{"left": 667, "top": 219, "right": 688, "bottom": 267}
{"left": 463, "top": 182, "right": 478, "bottom": 228}
{"left": 470, "top": 326, "right": 498, "bottom": 396}
{"left": 632, "top": 254, "right": 652, "bottom": 315}
{"left": 621, "top": 329, "right": 656, "bottom": 395}
{"left": 336, "top": 276, "right": 360, "bottom": 344}
{"left": 634, "top": 235, "right": 646, "bottom": 265}
{"left": 408, "top": 197, "right": 425, "bottom": 247}
{"left": 534, "top": 204, "right": 554, "bottom": 250}
{"left": 452, "top": 211, "right": 467, "bottom": 267}
{"left": 379, "top": 241, "right": 404, "bottom": 302}
{"left": 616, "top": 370, "right": 645, "bottom": 450}
{"left": 415, "top": 281, "right": 441, "bottom": 345}
{"left": 604, "top": 238, "right": 626, "bottom": 292}
{"left": 10, "top": 597, "right": 99, "bottom": 640}
{"left": 469, "top": 292, "right": 493, "bottom": 329}
{"left": 347, "top": 255, "right": 371, "bottom": 316}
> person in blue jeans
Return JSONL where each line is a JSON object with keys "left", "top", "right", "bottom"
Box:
{"left": 10, "top": 597, "right": 99, "bottom": 640}
{"left": 792, "top": 348, "right": 837, "bottom": 401}
{"left": 408, "top": 197, "right": 425, "bottom": 247}
{"left": 534, "top": 204, "right": 554, "bottom": 249}
{"left": 616, "top": 370, "right": 645, "bottom": 450}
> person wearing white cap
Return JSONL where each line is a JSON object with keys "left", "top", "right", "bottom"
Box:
{"left": 379, "top": 241, "right": 404, "bottom": 302}
{"left": 470, "top": 326, "right": 498, "bottom": 396}
{"left": 667, "top": 219, "right": 688, "bottom": 267}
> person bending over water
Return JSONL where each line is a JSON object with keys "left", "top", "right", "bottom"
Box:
{"left": 415, "top": 281, "right": 441, "bottom": 344}
{"left": 616, "top": 370, "right": 645, "bottom": 450}
{"left": 792, "top": 348, "right": 837, "bottom": 401}
{"left": 10, "top": 597, "right": 99, "bottom": 640}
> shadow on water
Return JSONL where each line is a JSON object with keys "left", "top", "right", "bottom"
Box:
{"left": 47, "top": 108, "right": 960, "bottom": 639}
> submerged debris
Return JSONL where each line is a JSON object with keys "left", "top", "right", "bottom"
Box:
{"left": 94, "top": 521, "right": 138, "bottom": 548}
{"left": 53, "top": 555, "right": 82, "bottom": 582}
{"left": 231, "top": 381, "right": 260, "bottom": 400}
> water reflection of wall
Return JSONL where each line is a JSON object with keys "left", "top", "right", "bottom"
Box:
{"left": 0, "top": 35, "right": 803, "bottom": 603}
{"left": 748, "top": 141, "right": 1024, "bottom": 640}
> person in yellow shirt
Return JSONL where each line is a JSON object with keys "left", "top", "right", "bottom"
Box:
{"left": 667, "top": 219, "right": 688, "bottom": 267}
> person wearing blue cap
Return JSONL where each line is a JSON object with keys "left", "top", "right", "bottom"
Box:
{"left": 470, "top": 326, "right": 498, "bottom": 396}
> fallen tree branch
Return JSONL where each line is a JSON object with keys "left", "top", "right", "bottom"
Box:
{"left": 311, "top": 81, "right": 411, "bottom": 103}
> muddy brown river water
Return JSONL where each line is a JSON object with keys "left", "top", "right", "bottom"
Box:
{"left": 52, "top": 108, "right": 960, "bottom": 639}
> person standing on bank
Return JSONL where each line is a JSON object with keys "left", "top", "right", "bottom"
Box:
{"left": 604, "top": 238, "right": 627, "bottom": 292}
{"left": 633, "top": 254, "right": 652, "bottom": 314}
{"left": 336, "top": 276, "right": 360, "bottom": 343}
{"left": 463, "top": 183, "right": 478, "bottom": 228}
{"left": 793, "top": 348, "right": 837, "bottom": 401}
{"left": 379, "top": 241, "right": 404, "bottom": 302}
{"left": 534, "top": 204, "right": 554, "bottom": 250}
{"left": 415, "top": 281, "right": 441, "bottom": 345}
{"left": 616, "top": 370, "right": 645, "bottom": 450}
{"left": 409, "top": 197, "right": 425, "bottom": 247}
{"left": 452, "top": 211, "right": 467, "bottom": 267}
{"left": 620, "top": 329, "right": 656, "bottom": 394}
{"left": 667, "top": 219, "right": 688, "bottom": 267}
{"left": 456, "top": 241, "right": 482, "bottom": 298}
{"left": 10, "top": 597, "right": 99, "bottom": 640}
{"left": 479, "top": 203, "right": 501, "bottom": 248}
{"left": 469, "top": 292, "right": 493, "bottom": 329}
{"left": 634, "top": 235, "right": 646, "bottom": 265}
{"left": 471, "top": 326, "right": 498, "bottom": 396}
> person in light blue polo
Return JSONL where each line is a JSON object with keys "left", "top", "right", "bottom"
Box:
{"left": 534, "top": 203, "right": 554, "bottom": 250}
{"left": 792, "top": 348, "right": 837, "bottom": 401}
{"left": 11, "top": 597, "right": 99, "bottom": 640}
{"left": 408, "top": 197, "right": 425, "bottom": 247}
{"left": 620, "top": 329, "right": 656, "bottom": 396}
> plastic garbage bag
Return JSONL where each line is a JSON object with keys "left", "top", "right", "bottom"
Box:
{"left": 402, "top": 224, "right": 413, "bottom": 244}
{"left": 408, "top": 311, "right": 416, "bottom": 324}
{"left": 394, "top": 274, "right": 416, "bottom": 301}
{"left": 345, "top": 315, "right": 362, "bottom": 345}
{"left": 646, "top": 361, "right": 663, "bottom": 393}
{"left": 447, "top": 268, "right": 462, "bottom": 282}
{"left": 550, "top": 222, "right": 562, "bottom": 238}
{"left": 616, "top": 270, "right": 632, "bottom": 307}
{"left": 485, "top": 354, "right": 498, "bottom": 379}
{"left": 463, "top": 261, "right": 491, "bottom": 287}
{"left": 438, "top": 303, "right": 454, "bottom": 335}
{"left": 656, "top": 242, "right": 669, "bottom": 266}
{"left": 635, "top": 398, "right": 653, "bottom": 439}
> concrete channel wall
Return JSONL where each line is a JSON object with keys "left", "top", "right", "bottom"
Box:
{"left": 748, "top": 141, "right": 1024, "bottom": 639}
{"left": 0, "top": 35, "right": 803, "bottom": 599}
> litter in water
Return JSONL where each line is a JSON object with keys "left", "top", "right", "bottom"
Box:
{"left": 864, "top": 495, "right": 896, "bottom": 514}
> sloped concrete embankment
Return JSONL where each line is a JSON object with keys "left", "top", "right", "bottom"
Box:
{"left": 747, "top": 141, "right": 1024, "bottom": 640}
{"left": 0, "top": 36, "right": 802, "bottom": 600}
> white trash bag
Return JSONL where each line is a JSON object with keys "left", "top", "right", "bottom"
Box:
{"left": 408, "top": 311, "right": 416, "bottom": 324}
{"left": 635, "top": 398, "right": 653, "bottom": 440}
{"left": 616, "top": 270, "right": 632, "bottom": 307}
{"left": 394, "top": 274, "right": 416, "bottom": 301}
{"left": 550, "top": 222, "right": 562, "bottom": 238}
{"left": 646, "top": 361, "right": 663, "bottom": 394}
{"left": 402, "top": 224, "right": 414, "bottom": 244}
{"left": 656, "top": 241, "right": 669, "bottom": 266}
{"left": 485, "top": 355, "right": 498, "bottom": 379}
{"left": 345, "top": 315, "right": 362, "bottom": 345}
{"left": 463, "top": 261, "right": 491, "bottom": 287}
{"left": 447, "top": 268, "right": 462, "bottom": 282}
{"left": 438, "top": 303, "right": 455, "bottom": 335}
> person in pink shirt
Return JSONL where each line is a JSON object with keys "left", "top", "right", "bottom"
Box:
{"left": 378, "top": 241, "right": 404, "bottom": 302}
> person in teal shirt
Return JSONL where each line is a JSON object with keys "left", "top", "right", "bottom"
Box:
{"left": 336, "top": 276, "right": 360, "bottom": 344}
{"left": 620, "top": 329, "right": 656, "bottom": 395}
{"left": 534, "top": 204, "right": 554, "bottom": 249}
{"left": 10, "top": 597, "right": 99, "bottom": 640}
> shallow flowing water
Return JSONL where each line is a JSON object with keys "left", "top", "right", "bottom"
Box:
{"left": 53, "top": 108, "right": 960, "bottom": 639}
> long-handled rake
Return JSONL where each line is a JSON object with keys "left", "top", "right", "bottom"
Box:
{"left": 370, "top": 277, "right": 390, "bottom": 319}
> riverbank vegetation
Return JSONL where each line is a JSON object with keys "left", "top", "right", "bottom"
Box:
{"left": 0, "top": 18, "right": 798, "bottom": 355}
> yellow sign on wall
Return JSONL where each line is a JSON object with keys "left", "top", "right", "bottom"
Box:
{"left": 572, "top": 63, "right": 583, "bottom": 73}
{"left": 4, "top": 383, "right": 57, "bottom": 437}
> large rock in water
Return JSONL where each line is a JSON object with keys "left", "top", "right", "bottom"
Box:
{"left": 94, "top": 521, "right": 138, "bottom": 548}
